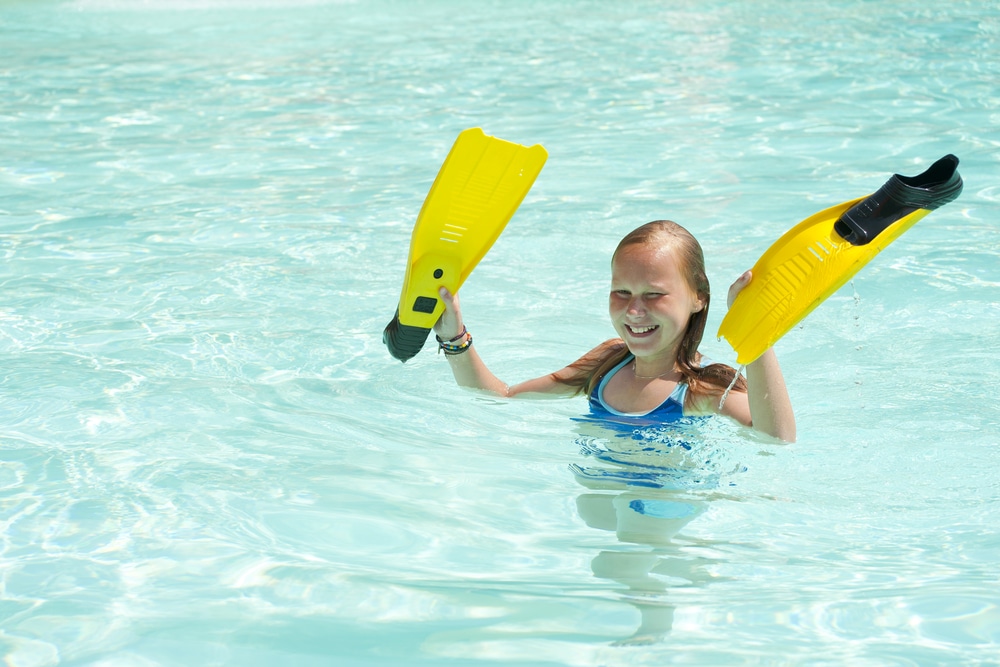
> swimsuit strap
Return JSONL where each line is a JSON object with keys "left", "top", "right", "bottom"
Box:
{"left": 593, "top": 354, "right": 688, "bottom": 418}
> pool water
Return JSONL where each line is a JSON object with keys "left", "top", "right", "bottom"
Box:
{"left": 2, "top": 0, "right": 999, "bottom": 664}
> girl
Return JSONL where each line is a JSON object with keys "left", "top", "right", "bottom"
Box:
{"left": 432, "top": 220, "right": 795, "bottom": 442}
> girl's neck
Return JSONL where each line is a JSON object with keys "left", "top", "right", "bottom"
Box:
{"left": 630, "top": 353, "right": 681, "bottom": 382}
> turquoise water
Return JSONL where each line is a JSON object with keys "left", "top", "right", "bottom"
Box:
{"left": 2, "top": 0, "right": 999, "bottom": 664}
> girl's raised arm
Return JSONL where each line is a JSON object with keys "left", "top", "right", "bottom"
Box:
{"left": 433, "top": 287, "right": 583, "bottom": 398}
{"left": 720, "top": 271, "right": 796, "bottom": 442}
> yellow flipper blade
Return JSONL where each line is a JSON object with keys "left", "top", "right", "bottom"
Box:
{"left": 718, "top": 155, "right": 962, "bottom": 366}
{"left": 384, "top": 128, "right": 548, "bottom": 362}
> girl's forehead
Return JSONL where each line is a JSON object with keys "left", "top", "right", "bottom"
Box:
{"left": 611, "top": 243, "right": 685, "bottom": 281}
{"left": 613, "top": 241, "right": 679, "bottom": 267}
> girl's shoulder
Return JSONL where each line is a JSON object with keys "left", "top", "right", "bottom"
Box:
{"left": 567, "top": 338, "right": 628, "bottom": 373}
{"left": 684, "top": 352, "right": 748, "bottom": 413}
{"left": 550, "top": 338, "right": 627, "bottom": 393}
{"left": 590, "top": 337, "right": 627, "bottom": 357}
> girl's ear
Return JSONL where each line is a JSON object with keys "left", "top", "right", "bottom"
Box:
{"left": 692, "top": 296, "right": 706, "bottom": 313}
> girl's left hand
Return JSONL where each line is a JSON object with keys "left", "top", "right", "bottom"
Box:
{"left": 727, "top": 270, "right": 752, "bottom": 309}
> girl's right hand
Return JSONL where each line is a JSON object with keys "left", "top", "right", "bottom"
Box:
{"left": 433, "top": 287, "right": 465, "bottom": 339}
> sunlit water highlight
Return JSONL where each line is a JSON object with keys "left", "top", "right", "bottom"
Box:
{"left": 1, "top": 0, "right": 999, "bottom": 665}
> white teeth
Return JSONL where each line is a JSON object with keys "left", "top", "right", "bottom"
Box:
{"left": 629, "top": 325, "right": 657, "bottom": 334}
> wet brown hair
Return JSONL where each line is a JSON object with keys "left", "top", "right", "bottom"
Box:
{"left": 553, "top": 220, "right": 747, "bottom": 406}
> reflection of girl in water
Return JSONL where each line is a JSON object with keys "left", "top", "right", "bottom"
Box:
{"left": 574, "top": 420, "right": 737, "bottom": 644}
{"left": 578, "top": 488, "right": 709, "bottom": 645}
{"left": 432, "top": 220, "right": 795, "bottom": 442}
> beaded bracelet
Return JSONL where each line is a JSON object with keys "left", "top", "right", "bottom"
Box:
{"left": 435, "top": 326, "right": 473, "bottom": 356}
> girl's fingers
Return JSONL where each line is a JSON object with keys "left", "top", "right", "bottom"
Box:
{"left": 434, "top": 287, "right": 464, "bottom": 337}
{"left": 727, "top": 270, "right": 752, "bottom": 309}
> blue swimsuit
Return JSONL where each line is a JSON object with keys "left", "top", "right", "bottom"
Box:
{"left": 574, "top": 355, "right": 725, "bottom": 490}
{"left": 587, "top": 354, "right": 689, "bottom": 427}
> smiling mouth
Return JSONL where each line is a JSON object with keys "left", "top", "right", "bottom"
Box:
{"left": 626, "top": 324, "right": 659, "bottom": 335}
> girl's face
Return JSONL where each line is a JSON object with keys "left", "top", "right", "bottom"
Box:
{"left": 609, "top": 242, "right": 705, "bottom": 363}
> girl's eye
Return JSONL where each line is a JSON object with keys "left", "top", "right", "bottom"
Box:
{"left": 612, "top": 290, "right": 630, "bottom": 297}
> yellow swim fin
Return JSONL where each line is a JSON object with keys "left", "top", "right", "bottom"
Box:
{"left": 383, "top": 128, "right": 548, "bottom": 362}
{"left": 718, "top": 154, "right": 963, "bottom": 365}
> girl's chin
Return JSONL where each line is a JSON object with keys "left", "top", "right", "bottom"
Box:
{"left": 620, "top": 328, "right": 681, "bottom": 356}
{"left": 622, "top": 334, "right": 660, "bottom": 352}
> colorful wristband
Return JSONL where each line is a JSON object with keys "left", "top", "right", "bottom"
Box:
{"left": 435, "top": 327, "right": 472, "bottom": 356}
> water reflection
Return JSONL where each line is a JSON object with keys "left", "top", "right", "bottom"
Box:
{"left": 572, "top": 418, "right": 740, "bottom": 645}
